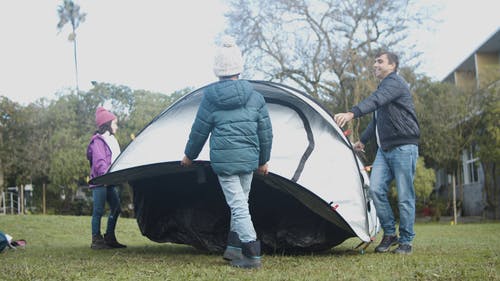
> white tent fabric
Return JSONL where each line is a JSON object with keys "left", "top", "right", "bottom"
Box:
{"left": 94, "top": 80, "right": 379, "bottom": 252}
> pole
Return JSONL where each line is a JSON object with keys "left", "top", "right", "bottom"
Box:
{"left": 452, "top": 173, "right": 457, "bottom": 225}
{"left": 17, "top": 188, "right": 20, "bottom": 214}
{"left": 1, "top": 191, "right": 5, "bottom": 215}
{"left": 43, "top": 183, "right": 46, "bottom": 215}
{"left": 10, "top": 192, "right": 13, "bottom": 214}
{"left": 20, "top": 185, "right": 24, "bottom": 215}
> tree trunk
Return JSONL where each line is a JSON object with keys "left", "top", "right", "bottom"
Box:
{"left": 0, "top": 135, "right": 4, "bottom": 192}
{"left": 452, "top": 171, "right": 457, "bottom": 225}
{"left": 457, "top": 165, "right": 464, "bottom": 219}
{"left": 73, "top": 34, "right": 79, "bottom": 92}
{"left": 0, "top": 158, "right": 3, "bottom": 193}
{"left": 482, "top": 161, "right": 498, "bottom": 219}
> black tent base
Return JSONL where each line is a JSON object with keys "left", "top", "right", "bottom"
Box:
{"left": 131, "top": 164, "right": 353, "bottom": 254}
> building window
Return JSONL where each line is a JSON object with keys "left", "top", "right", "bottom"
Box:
{"left": 462, "top": 146, "right": 480, "bottom": 184}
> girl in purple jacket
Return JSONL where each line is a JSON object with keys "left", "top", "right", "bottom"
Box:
{"left": 86, "top": 107, "right": 126, "bottom": 249}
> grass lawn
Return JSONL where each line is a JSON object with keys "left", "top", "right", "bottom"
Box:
{"left": 1, "top": 215, "right": 499, "bottom": 280}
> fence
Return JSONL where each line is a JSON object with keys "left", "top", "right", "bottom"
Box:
{"left": 0, "top": 185, "right": 33, "bottom": 215}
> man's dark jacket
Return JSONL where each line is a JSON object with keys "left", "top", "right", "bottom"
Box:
{"left": 350, "top": 72, "right": 420, "bottom": 151}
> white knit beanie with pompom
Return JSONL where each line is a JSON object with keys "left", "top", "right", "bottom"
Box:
{"left": 213, "top": 35, "right": 244, "bottom": 77}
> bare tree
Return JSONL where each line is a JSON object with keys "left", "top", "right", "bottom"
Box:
{"left": 57, "top": 0, "right": 86, "bottom": 92}
{"left": 226, "top": 0, "right": 426, "bottom": 139}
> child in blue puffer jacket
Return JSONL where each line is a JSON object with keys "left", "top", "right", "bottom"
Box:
{"left": 181, "top": 36, "right": 273, "bottom": 269}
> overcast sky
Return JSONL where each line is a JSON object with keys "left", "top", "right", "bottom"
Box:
{"left": 0, "top": 0, "right": 499, "bottom": 105}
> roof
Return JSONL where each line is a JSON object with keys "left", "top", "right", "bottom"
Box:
{"left": 443, "top": 28, "right": 500, "bottom": 82}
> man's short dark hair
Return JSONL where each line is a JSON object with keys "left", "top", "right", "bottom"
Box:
{"left": 376, "top": 51, "right": 399, "bottom": 71}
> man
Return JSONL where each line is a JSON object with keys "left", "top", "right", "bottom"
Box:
{"left": 334, "top": 51, "right": 419, "bottom": 254}
{"left": 181, "top": 36, "right": 273, "bottom": 268}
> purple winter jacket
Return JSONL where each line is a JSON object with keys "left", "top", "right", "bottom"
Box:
{"left": 87, "top": 134, "right": 112, "bottom": 188}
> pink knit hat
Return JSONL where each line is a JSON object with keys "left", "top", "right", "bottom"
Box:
{"left": 95, "top": 106, "right": 117, "bottom": 127}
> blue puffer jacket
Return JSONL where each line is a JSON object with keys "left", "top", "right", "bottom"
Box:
{"left": 184, "top": 79, "right": 273, "bottom": 175}
{"left": 350, "top": 72, "right": 420, "bottom": 151}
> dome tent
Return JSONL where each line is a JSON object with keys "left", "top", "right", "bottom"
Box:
{"left": 92, "top": 80, "right": 379, "bottom": 253}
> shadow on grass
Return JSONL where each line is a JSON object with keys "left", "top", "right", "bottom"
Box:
{"left": 126, "top": 243, "right": 372, "bottom": 257}
{"left": 123, "top": 243, "right": 210, "bottom": 256}
{"left": 69, "top": 242, "right": 370, "bottom": 260}
{"left": 266, "top": 248, "right": 371, "bottom": 258}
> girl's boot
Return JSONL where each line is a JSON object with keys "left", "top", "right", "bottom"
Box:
{"left": 91, "top": 234, "right": 111, "bottom": 250}
{"left": 104, "top": 232, "right": 126, "bottom": 248}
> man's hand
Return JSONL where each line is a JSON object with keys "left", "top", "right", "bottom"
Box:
{"left": 334, "top": 112, "right": 354, "bottom": 127}
{"left": 181, "top": 155, "right": 192, "bottom": 167}
{"left": 257, "top": 163, "right": 269, "bottom": 175}
{"left": 353, "top": 141, "right": 365, "bottom": 152}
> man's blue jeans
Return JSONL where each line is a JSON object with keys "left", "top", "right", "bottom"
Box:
{"left": 91, "top": 186, "right": 121, "bottom": 236}
{"left": 370, "top": 144, "right": 418, "bottom": 245}
{"left": 218, "top": 173, "right": 256, "bottom": 243}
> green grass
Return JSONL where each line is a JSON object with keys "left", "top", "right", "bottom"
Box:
{"left": 1, "top": 215, "right": 499, "bottom": 280}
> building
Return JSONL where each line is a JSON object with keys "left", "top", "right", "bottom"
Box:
{"left": 443, "top": 28, "right": 500, "bottom": 89}
{"left": 439, "top": 28, "right": 500, "bottom": 217}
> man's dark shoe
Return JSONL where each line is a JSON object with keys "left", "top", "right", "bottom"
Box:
{"left": 392, "top": 243, "right": 412, "bottom": 254}
{"left": 374, "top": 235, "right": 398, "bottom": 253}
